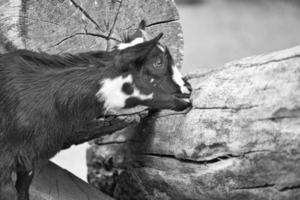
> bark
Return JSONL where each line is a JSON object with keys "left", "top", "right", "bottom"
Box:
{"left": 87, "top": 46, "right": 300, "bottom": 200}
{"left": 0, "top": 0, "right": 183, "bottom": 199}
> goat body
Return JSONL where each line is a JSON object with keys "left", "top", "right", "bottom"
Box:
{"left": 0, "top": 28, "right": 192, "bottom": 200}
{"left": 0, "top": 49, "right": 115, "bottom": 199}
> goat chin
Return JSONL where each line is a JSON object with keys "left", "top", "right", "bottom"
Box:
{"left": 141, "top": 95, "right": 191, "bottom": 112}
{"left": 172, "top": 97, "right": 192, "bottom": 111}
{"left": 103, "top": 105, "right": 149, "bottom": 116}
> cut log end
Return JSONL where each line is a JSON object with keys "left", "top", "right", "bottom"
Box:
{"left": 0, "top": 0, "right": 183, "bottom": 67}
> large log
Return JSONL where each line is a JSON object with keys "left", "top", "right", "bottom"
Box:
{"left": 30, "top": 162, "right": 113, "bottom": 200}
{"left": 0, "top": 0, "right": 183, "bottom": 199}
{"left": 87, "top": 46, "right": 300, "bottom": 200}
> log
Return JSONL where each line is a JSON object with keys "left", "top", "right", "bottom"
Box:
{"left": 0, "top": 0, "right": 183, "bottom": 66}
{"left": 87, "top": 46, "right": 300, "bottom": 200}
{"left": 0, "top": 0, "right": 183, "bottom": 199}
{"left": 30, "top": 162, "right": 113, "bottom": 200}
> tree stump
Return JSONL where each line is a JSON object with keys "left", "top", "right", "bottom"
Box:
{"left": 0, "top": 0, "right": 183, "bottom": 66}
{"left": 0, "top": 0, "right": 183, "bottom": 199}
{"left": 87, "top": 46, "right": 300, "bottom": 200}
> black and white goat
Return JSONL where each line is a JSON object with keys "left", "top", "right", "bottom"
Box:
{"left": 0, "top": 21, "right": 192, "bottom": 200}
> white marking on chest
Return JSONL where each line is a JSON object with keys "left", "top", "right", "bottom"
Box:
{"left": 96, "top": 75, "right": 153, "bottom": 112}
{"left": 117, "top": 37, "right": 144, "bottom": 50}
{"left": 172, "top": 66, "right": 190, "bottom": 94}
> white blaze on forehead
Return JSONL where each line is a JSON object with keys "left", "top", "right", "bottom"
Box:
{"left": 96, "top": 75, "right": 153, "bottom": 111}
{"left": 117, "top": 37, "right": 144, "bottom": 50}
{"left": 117, "top": 30, "right": 165, "bottom": 52}
{"left": 172, "top": 66, "right": 190, "bottom": 94}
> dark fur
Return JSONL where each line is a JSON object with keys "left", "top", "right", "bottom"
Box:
{"left": 0, "top": 29, "right": 191, "bottom": 200}
{"left": 0, "top": 49, "right": 112, "bottom": 199}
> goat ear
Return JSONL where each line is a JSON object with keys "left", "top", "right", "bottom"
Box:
{"left": 115, "top": 33, "right": 163, "bottom": 71}
{"left": 139, "top": 20, "right": 146, "bottom": 30}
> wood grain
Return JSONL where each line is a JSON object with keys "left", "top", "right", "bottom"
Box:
{"left": 0, "top": 0, "right": 183, "bottom": 67}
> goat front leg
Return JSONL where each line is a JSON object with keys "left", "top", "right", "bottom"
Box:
{"left": 15, "top": 169, "right": 34, "bottom": 200}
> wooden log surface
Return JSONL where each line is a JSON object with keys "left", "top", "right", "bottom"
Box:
{"left": 87, "top": 46, "right": 300, "bottom": 200}
{"left": 30, "top": 162, "right": 113, "bottom": 200}
{"left": 0, "top": 0, "right": 183, "bottom": 66}
{"left": 0, "top": 0, "right": 183, "bottom": 199}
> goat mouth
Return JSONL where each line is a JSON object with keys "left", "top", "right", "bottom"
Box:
{"left": 174, "top": 93, "right": 191, "bottom": 99}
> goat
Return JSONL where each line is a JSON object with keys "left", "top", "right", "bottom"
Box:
{"left": 0, "top": 21, "right": 192, "bottom": 200}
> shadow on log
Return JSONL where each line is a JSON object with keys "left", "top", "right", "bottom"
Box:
{"left": 88, "top": 46, "right": 300, "bottom": 200}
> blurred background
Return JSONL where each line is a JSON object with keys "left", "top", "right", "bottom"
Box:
{"left": 52, "top": 0, "right": 300, "bottom": 181}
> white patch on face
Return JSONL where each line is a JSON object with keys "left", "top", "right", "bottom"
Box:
{"left": 172, "top": 66, "right": 190, "bottom": 94}
{"left": 117, "top": 37, "right": 144, "bottom": 50}
{"left": 96, "top": 75, "right": 153, "bottom": 112}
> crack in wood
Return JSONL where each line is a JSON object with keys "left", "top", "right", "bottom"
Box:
{"left": 143, "top": 150, "right": 271, "bottom": 165}
{"left": 279, "top": 184, "right": 300, "bottom": 192}
{"left": 193, "top": 105, "right": 258, "bottom": 111}
{"left": 185, "top": 54, "right": 300, "bottom": 82}
{"left": 233, "top": 183, "right": 300, "bottom": 192}
{"left": 233, "top": 183, "right": 276, "bottom": 190}
{"left": 106, "top": 0, "right": 123, "bottom": 50}
{"left": 146, "top": 19, "right": 178, "bottom": 27}
{"left": 143, "top": 153, "right": 238, "bottom": 165}
{"left": 256, "top": 116, "right": 299, "bottom": 122}
{"left": 235, "top": 54, "right": 300, "bottom": 68}
{"left": 53, "top": 32, "right": 120, "bottom": 47}
{"left": 69, "top": 0, "right": 104, "bottom": 32}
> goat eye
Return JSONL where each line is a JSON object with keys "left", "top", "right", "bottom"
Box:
{"left": 153, "top": 59, "right": 162, "bottom": 69}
